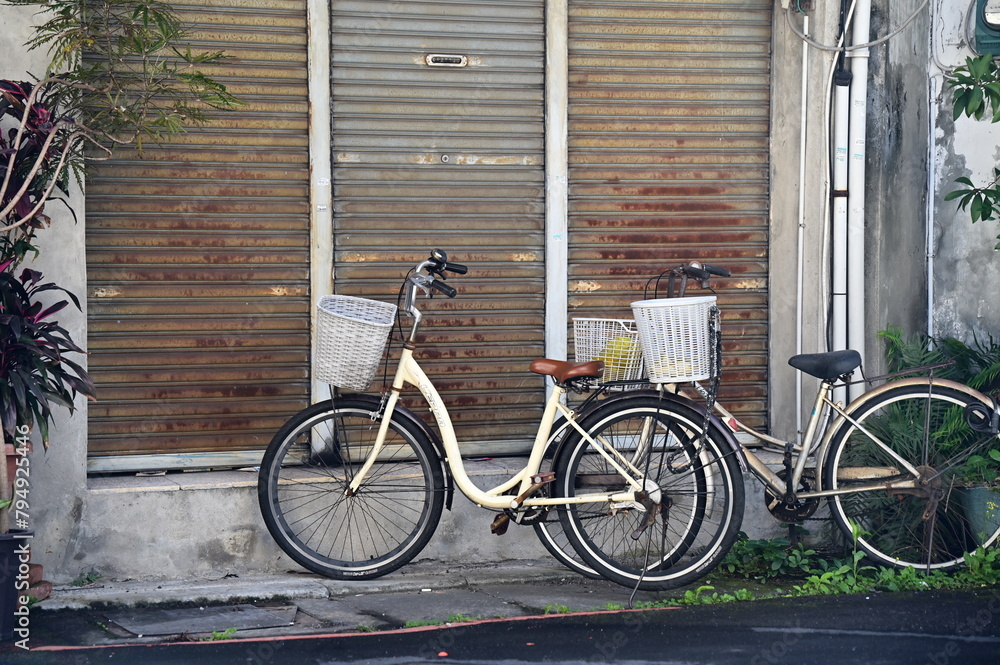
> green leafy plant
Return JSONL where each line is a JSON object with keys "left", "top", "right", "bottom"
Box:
{"left": 0, "top": 261, "right": 96, "bottom": 531}
{"left": 543, "top": 603, "right": 571, "bottom": 615}
{"left": 878, "top": 326, "right": 1000, "bottom": 484}
{"left": 70, "top": 570, "right": 102, "bottom": 587}
{"left": 403, "top": 619, "right": 441, "bottom": 628}
{"left": 662, "top": 584, "right": 757, "bottom": 606}
{"left": 720, "top": 532, "right": 818, "bottom": 580}
{"left": 201, "top": 627, "right": 237, "bottom": 641}
{"left": 943, "top": 54, "right": 1000, "bottom": 248}
{"left": 1, "top": 0, "right": 240, "bottom": 262}
{"left": 0, "top": 262, "right": 95, "bottom": 444}
{"left": 446, "top": 613, "right": 478, "bottom": 623}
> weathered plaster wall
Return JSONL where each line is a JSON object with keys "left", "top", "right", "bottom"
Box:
{"left": 931, "top": 1, "right": 1000, "bottom": 340}
{"left": 865, "top": 0, "right": 932, "bottom": 370}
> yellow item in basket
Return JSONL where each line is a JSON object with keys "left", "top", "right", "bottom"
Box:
{"left": 655, "top": 355, "right": 696, "bottom": 379}
{"left": 594, "top": 336, "right": 638, "bottom": 376}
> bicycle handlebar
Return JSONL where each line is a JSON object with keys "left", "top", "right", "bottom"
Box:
{"left": 407, "top": 249, "right": 467, "bottom": 305}
{"left": 425, "top": 249, "right": 468, "bottom": 278}
{"left": 645, "top": 261, "right": 729, "bottom": 299}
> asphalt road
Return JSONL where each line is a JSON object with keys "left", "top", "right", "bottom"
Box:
{"left": 5, "top": 589, "right": 1000, "bottom": 664}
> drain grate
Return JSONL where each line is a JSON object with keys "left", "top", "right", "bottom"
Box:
{"left": 105, "top": 604, "right": 295, "bottom": 636}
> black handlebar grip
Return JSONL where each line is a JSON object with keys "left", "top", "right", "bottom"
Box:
{"left": 702, "top": 264, "right": 731, "bottom": 278}
{"left": 685, "top": 265, "right": 711, "bottom": 280}
{"left": 431, "top": 279, "right": 458, "bottom": 298}
{"left": 444, "top": 262, "right": 468, "bottom": 275}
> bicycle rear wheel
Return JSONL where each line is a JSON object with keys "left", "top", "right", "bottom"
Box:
{"left": 553, "top": 396, "right": 744, "bottom": 590}
{"left": 258, "top": 397, "right": 445, "bottom": 579}
{"left": 824, "top": 381, "right": 1000, "bottom": 570}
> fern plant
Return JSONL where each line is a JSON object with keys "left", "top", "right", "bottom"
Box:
{"left": 879, "top": 325, "right": 1000, "bottom": 397}
{"left": 877, "top": 326, "right": 1000, "bottom": 485}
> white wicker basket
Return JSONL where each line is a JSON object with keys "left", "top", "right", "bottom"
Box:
{"left": 630, "top": 296, "right": 716, "bottom": 384}
{"left": 314, "top": 295, "right": 397, "bottom": 391}
{"left": 572, "top": 318, "right": 645, "bottom": 382}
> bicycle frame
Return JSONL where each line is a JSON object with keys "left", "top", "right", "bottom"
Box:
{"left": 346, "top": 345, "right": 646, "bottom": 511}
{"left": 688, "top": 375, "right": 993, "bottom": 502}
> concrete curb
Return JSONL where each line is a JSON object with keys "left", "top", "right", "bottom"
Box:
{"left": 40, "top": 560, "right": 572, "bottom": 611}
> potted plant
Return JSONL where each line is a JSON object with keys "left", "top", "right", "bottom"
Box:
{"left": 0, "top": 0, "right": 240, "bottom": 639}
{"left": 0, "top": 262, "right": 94, "bottom": 639}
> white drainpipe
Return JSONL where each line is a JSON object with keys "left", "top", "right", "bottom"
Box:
{"left": 544, "top": 0, "right": 569, "bottom": 393}
{"left": 847, "top": 0, "right": 872, "bottom": 400}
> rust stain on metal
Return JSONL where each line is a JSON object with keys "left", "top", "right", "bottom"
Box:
{"left": 453, "top": 154, "right": 542, "bottom": 166}
{"left": 570, "top": 280, "right": 601, "bottom": 293}
{"left": 339, "top": 253, "right": 381, "bottom": 263}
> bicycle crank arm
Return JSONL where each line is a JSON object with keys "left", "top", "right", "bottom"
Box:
{"left": 509, "top": 472, "right": 555, "bottom": 509}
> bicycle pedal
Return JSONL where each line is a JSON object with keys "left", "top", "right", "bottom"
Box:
{"left": 490, "top": 513, "right": 510, "bottom": 536}
{"left": 530, "top": 472, "right": 555, "bottom": 485}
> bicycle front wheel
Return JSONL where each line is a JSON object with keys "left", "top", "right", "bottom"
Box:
{"left": 258, "top": 397, "right": 445, "bottom": 579}
{"left": 824, "top": 381, "right": 1000, "bottom": 570}
{"left": 553, "top": 396, "right": 744, "bottom": 590}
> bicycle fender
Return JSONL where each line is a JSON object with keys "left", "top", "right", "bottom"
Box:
{"left": 550, "top": 389, "right": 747, "bottom": 473}
{"left": 339, "top": 392, "right": 456, "bottom": 511}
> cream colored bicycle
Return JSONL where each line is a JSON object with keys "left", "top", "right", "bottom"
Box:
{"left": 257, "top": 250, "right": 744, "bottom": 590}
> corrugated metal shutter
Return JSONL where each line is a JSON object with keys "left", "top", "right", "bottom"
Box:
{"left": 567, "top": 0, "right": 771, "bottom": 429}
{"left": 85, "top": 0, "right": 311, "bottom": 471}
{"left": 330, "top": 0, "right": 547, "bottom": 451}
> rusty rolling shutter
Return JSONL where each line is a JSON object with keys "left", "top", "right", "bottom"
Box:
{"left": 85, "top": 0, "right": 311, "bottom": 471}
{"left": 567, "top": 0, "right": 772, "bottom": 429}
{"left": 330, "top": 0, "right": 546, "bottom": 452}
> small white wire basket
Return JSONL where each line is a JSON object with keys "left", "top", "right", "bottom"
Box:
{"left": 630, "top": 295, "right": 717, "bottom": 384}
{"left": 314, "top": 295, "right": 397, "bottom": 391}
{"left": 572, "top": 318, "right": 645, "bottom": 383}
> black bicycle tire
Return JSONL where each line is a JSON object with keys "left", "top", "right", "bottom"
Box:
{"left": 824, "top": 381, "right": 1000, "bottom": 570}
{"left": 552, "top": 395, "right": 744, "bottom": 590}
{"left": 258, "top": 397, "right": 445, "bottom": 579}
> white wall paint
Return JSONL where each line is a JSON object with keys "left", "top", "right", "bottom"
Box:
{"left": 931, "top": 0, "right": 1000, "bottom": 340}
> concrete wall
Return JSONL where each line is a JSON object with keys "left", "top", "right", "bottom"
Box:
{"left": 930, "top": 0, "right": 1000, "bottom": 341}
{"left": 866, "top": 0, "right": 932, "bottom": 368}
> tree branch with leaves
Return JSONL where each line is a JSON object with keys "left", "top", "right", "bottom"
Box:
{"left": 1, "top": 0, "right": 241, "bottom": 264}
{"left": 944, "top": 54, "right": 1000, "bottom": 249}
